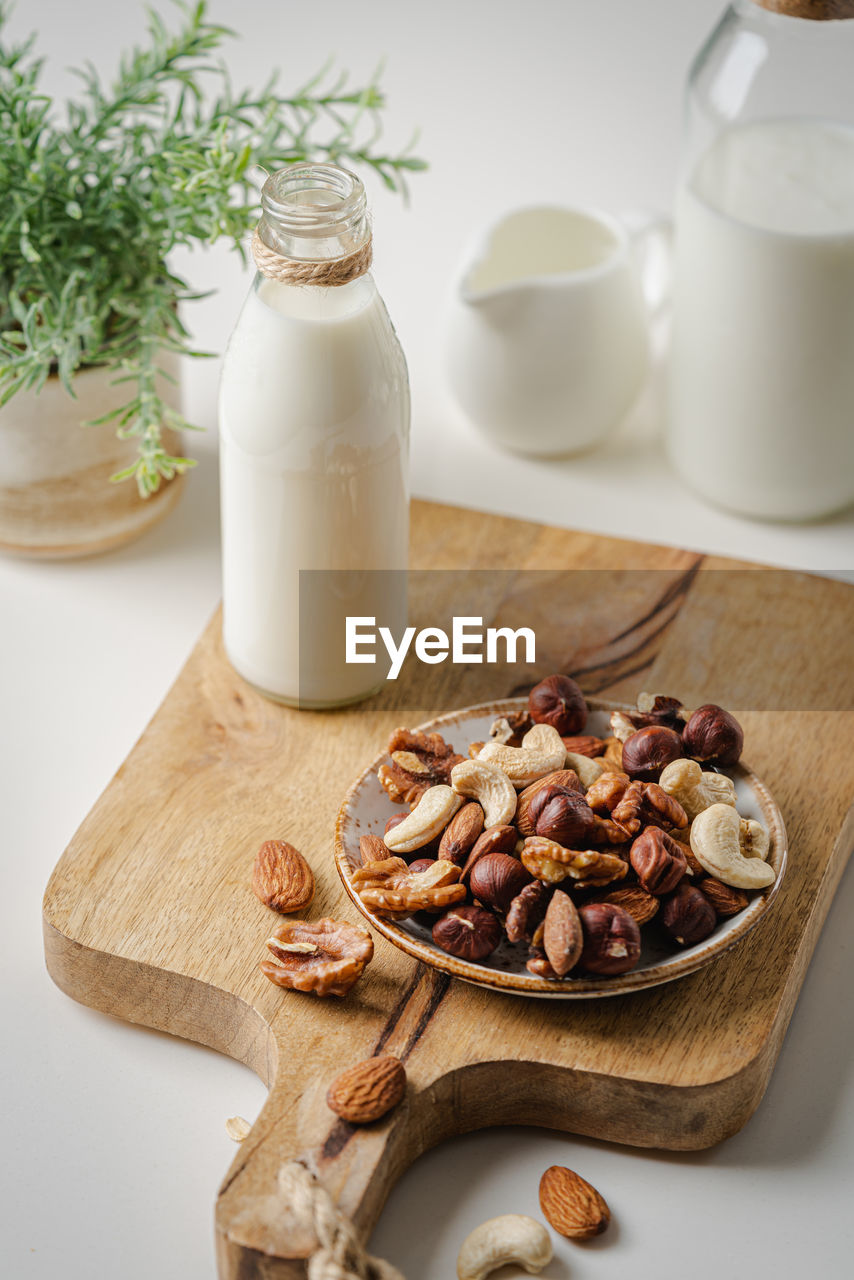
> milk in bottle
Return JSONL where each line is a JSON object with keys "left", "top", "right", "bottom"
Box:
{"left": 219, "top": 165, "right": 409, "bottom": 706}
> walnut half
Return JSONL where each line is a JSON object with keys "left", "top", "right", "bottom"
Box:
{"left": 351, "top": 856, "right": 465, "bottom": 918}
{"left": 261, "top": 917, "right": 373, "bottom": 998}
{"left": 520, "top": 837, "right": 628, "bottom": 889}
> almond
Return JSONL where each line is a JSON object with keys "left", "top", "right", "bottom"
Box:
{"left": 561, "top": 735, "right": 607, "bottom": 757}
{"left": 326, "top": 1055, "right": 406, "bottom": 1124}
{"left": 697, "top": 876, "right": 749, "bottom": 917}
{"left": 359, "top": 833, "right": 389, "bottom": 866}
{"left": 438, "top": 801, "right": 485, "bottom": 865}
{"left": 592, "top": 885, "right": 659, "bottom": 926}
{"left": 542, "top": 890, "right": 583, "bottom": 977}
{"left": 539, "top": 1164, "right": 610, "bottom": 1239}
{"left": 252, "top": 840, "right": 315, "bottom": 913}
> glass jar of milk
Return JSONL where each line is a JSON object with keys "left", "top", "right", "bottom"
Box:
{"left": 668, "top": 0, "right": 854, "bottom": 521}
{"left": 219, "top": 164, "right": 409, "bottom": 706}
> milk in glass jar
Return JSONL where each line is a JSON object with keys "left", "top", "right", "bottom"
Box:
{"left": 668, "top": 0, "right": 854, "bottom": 520}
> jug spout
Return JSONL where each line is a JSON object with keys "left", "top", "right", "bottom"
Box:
{"left": 457, "top": 216, "right": 528, "bottom": 311}
{"left": 459, "top": 205, "right": 624, "bottom": 299}
{"left": 456, "top": 218, "right": 540, "bottom": 327}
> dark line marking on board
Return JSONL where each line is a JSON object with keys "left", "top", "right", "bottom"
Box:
{"left": 607, "top": 560, "right": 704, "bottom": 646}
{"left": 400, "top": 972, "right": 451, "bottom": 1064}
{"left": 319, "top": 969, "right": 452, "bottom": 1163}
{"left": 371, "top": 964, "right": 425, "bottom": 1055}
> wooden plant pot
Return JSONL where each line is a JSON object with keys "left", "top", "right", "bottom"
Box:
{"left": 0, "top": 355, "right": 185, "bottom": 558}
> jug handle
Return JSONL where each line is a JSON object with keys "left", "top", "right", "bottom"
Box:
{"left": 621, "top": 208, "right": 673, "bottom": 322}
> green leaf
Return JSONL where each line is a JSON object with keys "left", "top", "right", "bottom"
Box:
{"left": 0, "top": 1, "right": 425, "bottom": 491}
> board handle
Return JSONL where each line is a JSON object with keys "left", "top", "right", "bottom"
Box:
{"left": 215, "top": 1060, "right": 413, "bottom": 1278}
{"left": 214, "top": 978, "right": 437, "bottom": 1280}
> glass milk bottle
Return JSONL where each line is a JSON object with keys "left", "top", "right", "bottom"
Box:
{"left": 668, "top": 0, "right": 854, "bottom": 520}
{"left": 219, "top": 164, "right": 409, "bottom": 707}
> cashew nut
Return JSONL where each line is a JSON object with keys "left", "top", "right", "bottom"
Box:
{"left": 610, "top": 710, "right": 636, "bottom": 742}
{"left": 457, "top": 1214, "right": 553, "bottom": 1280}
{"left": 739, "top": 815, "right": 770, "bottom": 860}
{"left": 520, "top": 723, "right": 564, "bottom": 755}
{"left": 451, "top": 759, "right": 518, "bottom": 827}
{"left": 690, "top": 803, "right": 775, "bottom": 889}
{"left": 478, "top": 723, "right": 565, "bottom": 788}
{"left": 659, "top": 758, "right": 737, "bottom": 822}
{"left": 383, "top": 785, "right": 462, "bottom": 854}
{"left": 564, "top": 751, "right": 606, "bottom": 788}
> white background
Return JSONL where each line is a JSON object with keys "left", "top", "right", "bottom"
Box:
{"left": 1, "top": 1, "right": 852, "bottom": 1277}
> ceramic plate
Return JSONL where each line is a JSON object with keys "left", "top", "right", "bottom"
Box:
{"left": 334, "top": 698, "right": 787, "bottom": 998}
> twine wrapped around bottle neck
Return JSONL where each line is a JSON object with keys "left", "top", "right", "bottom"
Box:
{"left": 751, "top": 0, "right": 854, "bottom": 18}
{"left": 251, "top": 229, "right": 373, "bottom": 287}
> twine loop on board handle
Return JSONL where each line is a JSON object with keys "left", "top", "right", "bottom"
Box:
{"left": 251, "top": 229, "right": 373, "bottom": 287}
{"left": 277, "top": 1161, "right": 405, "bottom": 1280}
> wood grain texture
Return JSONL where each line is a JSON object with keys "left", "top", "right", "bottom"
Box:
{"left": 42, "top": 499, "right": 854, "bottom": 1278}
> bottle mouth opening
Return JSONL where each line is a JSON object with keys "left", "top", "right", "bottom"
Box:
{"left": 261, "top": 163, "right": 367, "bottom": 238}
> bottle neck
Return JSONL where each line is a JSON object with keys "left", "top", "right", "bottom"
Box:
{"left": 256, "top": 164, "right": 371, "bottom": 263}
{"left": 748, "top": 0, "right": 854, "bottom": 19}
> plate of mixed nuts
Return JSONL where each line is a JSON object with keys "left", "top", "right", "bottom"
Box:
{"left": 334, "top": 677, "right": 787, "bottom": 997}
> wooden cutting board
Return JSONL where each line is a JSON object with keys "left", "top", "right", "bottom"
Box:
{"left": 43, "top": 500, "right": 854, "bottom": 1279}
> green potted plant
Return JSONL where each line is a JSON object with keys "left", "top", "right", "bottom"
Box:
{"left": 0, "top": 1, "right": 423, "bottom": 556}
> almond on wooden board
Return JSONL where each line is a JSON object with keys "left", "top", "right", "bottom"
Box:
{"left": 252, "top": 840, "right": 315, "bottom": 913}
{"left": 326, "top": 1055, "right": 406, "bottom": 1124}
{"left": 539, "top": 1164, "right": 610, "bottom": 1239}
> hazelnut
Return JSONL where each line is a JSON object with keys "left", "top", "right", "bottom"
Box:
{"left": 432, "top": 904, "right": 503, "bottom": 961}
{"left": 384, "top": 813, "right": 407, "bottom": 835}
{"left": 407, "top": 857, "right": 436, "bottom": 874}
{"left": 460, "top": 824, "right": 518, "bottom": 884}
{"left": 629, "top": 827, "right": 688, "bottom": 896}
{"left": 529, "top": 786, "right": 597, "bottom": 846}
{"left": 682, "top": 704, "right": 743, "bottom": 766}
{"left": 621, "top": 725, "right": 684, "bottom": 781}
{"left": 469, "top": 852, "right": 533, "bottom": 913}
{"left": 529, "top": 674, "right": 588, "bottom": 737}
{"left": 660, "top": 882, "right": 717, "bottom": 946}
{"left": 516, "top": 769, "right": 584, "bottom": 836}
{"left": 578, "top": 903, "right": 642, "bottom": 975}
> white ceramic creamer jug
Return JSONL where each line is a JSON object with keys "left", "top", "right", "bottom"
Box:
{"left": 446, "top": 206, "right": 667, "bottom": 456}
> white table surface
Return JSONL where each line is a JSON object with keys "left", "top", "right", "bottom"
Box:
{"left": 2, "top": 2, "right": 852, "bottom": 1277}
